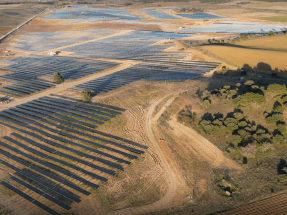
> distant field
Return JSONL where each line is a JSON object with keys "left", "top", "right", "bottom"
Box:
{"left": 260, "top": 16, "right": 287, "bottom": 22}
{"left": 201, "top": 35, "right": 287, "bottom": 73}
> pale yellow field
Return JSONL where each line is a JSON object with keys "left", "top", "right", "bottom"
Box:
{"left": 201, "top": 35, "right": 287, "bottom": 72}
{"left": 238, "top": 35, "right": 287, "bottom": 50}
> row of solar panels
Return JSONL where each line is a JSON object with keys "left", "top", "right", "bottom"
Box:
{"left": 0, "top": 80, "right": 55, "bottom": 98}
{"left": 71, "top": 60, "right": 220, "bottom": 93}
{"left": 3, "top": 60, "right": 119, "bottom": 81}
{"left": 0, "top": 97, "right": 146, "bottom": 214}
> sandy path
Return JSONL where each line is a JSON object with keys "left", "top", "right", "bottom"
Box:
{"left": 0, "top": 62, "right": 133, "bottom": 110}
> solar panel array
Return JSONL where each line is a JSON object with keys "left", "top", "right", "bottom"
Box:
{"left": 44, "top": 8, "right": 141, "bottom": 21}
{"left": 62, "top": 30, "right": 196, "bottom": 59}
{"left": 177, "top": 12, "right": 223, "bottom": 19}
{"left": 8, "top": 29, "right": 118, "bottom": 53}
{"left": 177, "top": 21, "right": 287, "bottom": 34}
{"left": 0, "top": 96, "right": 147, "bottom": 214}
{"left": 0, "top": 56, "right": 119, "bottom": 97}
{"left": 71, "top": 52, "right": 220, "bottom": 93}
{"left": 141, "top": 9, "right": 181, "bottom": 19}
{"left": 0, "top": 80, "right": 54, "bottom": 98}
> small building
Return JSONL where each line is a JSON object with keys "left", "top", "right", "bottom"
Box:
{"left": 48, "top": 51, "right": 57, "bottom": 56}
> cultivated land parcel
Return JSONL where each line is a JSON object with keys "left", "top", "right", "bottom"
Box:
{"left": 0, "top": 1, "right": 287, "bottom": 215}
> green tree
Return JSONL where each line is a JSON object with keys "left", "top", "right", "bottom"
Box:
{"left": 232, "top": 134, "right": 242, "bottom": 145}
{"left": 244, "top": 80, "right": 254, "bottom": 86}
{"left": 238, "top": 92, "right": 266, "bottom": 106}
{"left": 277, "top": 122, "right": 287, "bottom": 134}
{"left": 53, "top": 72, "right": 64, "bottom": 84}
{"left": 233, "top": 112, "right": 244, "bottom": 121}
{"left": 272, "top": 135, "right": 285, "bottom": 145}
{"left": 81, "top": 89, "right": 92, "bottom": 102}
{"left": 238, "top": 121, "right": 247, "bottom": 127}
{"left": 274, "top": 105, "right": 284, "bottom": 113}
{"left": 267, "top": 84, "right": 286, "bottom": 93}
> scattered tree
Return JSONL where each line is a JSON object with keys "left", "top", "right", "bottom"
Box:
{"left": 53, "top": 72, "right": 64, "bottom": 84}
{"left": 81, "top": 89, "right": 92, "bottom": 102}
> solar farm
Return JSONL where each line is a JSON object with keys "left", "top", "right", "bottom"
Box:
{"left": 1, "top": 1, "right": 287, "bottom": 215}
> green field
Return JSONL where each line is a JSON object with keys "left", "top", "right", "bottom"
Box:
{"left": 260, "top": 16, "right": 287, "bottom": 22}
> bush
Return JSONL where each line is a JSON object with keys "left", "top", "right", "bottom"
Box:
{"left": 238, "top": 121, "right": 247, "bottom": 127}
{"left": 274, "top": 105, "right": 284, "bottom": 113}
{"left": 244, "top": 80, "right": 254, "bottom": 86}
{"left": 265, "top": 113, "right": 284, "bottom": 124}
{"left": 256, "top": 129, "right": 265, "bottom": 134}
{"left": 238, "top": 129, "right": 250, "bottom": 138}
{"left": 267, "top": 84, "right": 287, "bottom": 93}
{"left": 227, "top": 123, "right": 238, "bottom": 132}
{"left": 238, "top": 92, "right": 266, "bottom": 106}
{"left": 236, "top": 83, "right": 241, "bottom": 88}
{"left": 224, "top": 117, "right": 237, "bottom": 125}
{"left": 232, "top": 135, "right": 242, "bottom": 145}
{"left": 53, "top": 72, "right": 64, "bottom": 84}
{"left": 228, "top": 89, "right": 237, "bottom": 97}
{"left": 223, "top": 85, "right": 231, "bottom": 90}
{"left": 233, "top": 112, "right": 244, "bottom": 120}
{"left": 81, "top": 89, "right": 92, "bottom": 102}
{"left": 277, "top": 122, "right": 287, "bottom": 134}
{"left": 272, "top": 135, "right": 285, "bottom": 145}
{"left": 213, "top": 119, "right": 223, "bottom": 126}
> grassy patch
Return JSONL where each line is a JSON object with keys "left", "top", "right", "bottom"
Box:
{"left": 260, "top": 16, "right": 287, "bottom": 22}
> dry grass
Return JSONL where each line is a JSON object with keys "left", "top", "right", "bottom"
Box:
{"left": 201, "top": 35, "right": 287, "bottom": 73}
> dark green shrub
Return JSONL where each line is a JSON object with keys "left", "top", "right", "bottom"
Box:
{"left": 267, "top": 84, "right": 286, "bottom": 93}
{"left": 272, "top": 135, "right": 285, "bottom": 145}
{"left": 226, "top": 123, "right": 238, "bottom": 132}
{"left": 274, "top": 106, "right": 284, "bottom": 113}
{"left": 238, "top": 121, "right": 247, "bottom": 127}
{"left": 277, "top": 122, "right": 287, "bottom": 134}
{"left": 232, "top": 135, "right": 242, "bottom": 145}
{"left": 265, "top": 113, "right": 284, "bottom": 124}
{"left": 228, "top": 89, "right": 237, "bottom": 97}
{"left": 81, "top": 89, "right": 92, "bottom": 102}
{"left": 224, "top": 117, "right": 237, "bottom": 125}
{"left": 53, "top": 72, "right": 64, "bottom": 84}
{"left": 233, "top": 112, "right": 244, "bottom": 120}
{"left": 238, "top": 92, "right": 266, "bottom": 106}
{"left": 256, "top": 129, "right": 265, "bottom": 134}
{"left": 213, "top": 119, "right": 223, "bottom": 126}
{"left": 244, "top": 80, "right": 254, "bottom": 86}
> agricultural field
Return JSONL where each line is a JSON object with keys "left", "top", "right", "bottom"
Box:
{"left": 200, "top": 34, "right": 287, "bottom": 74}
{"left": 0, "top": 1, "right": 287, "bottom": 215}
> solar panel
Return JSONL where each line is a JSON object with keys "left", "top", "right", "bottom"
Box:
{"left": 10, "top": 176, "right": 71, "bottom": 210}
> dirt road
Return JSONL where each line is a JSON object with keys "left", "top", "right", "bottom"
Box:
{"left": 110, "top": 91, "right": 190, "bottom": 215}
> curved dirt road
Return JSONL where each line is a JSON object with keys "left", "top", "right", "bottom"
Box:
{"left": 111, "top": 91, "right": 189, "bottom": 215}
